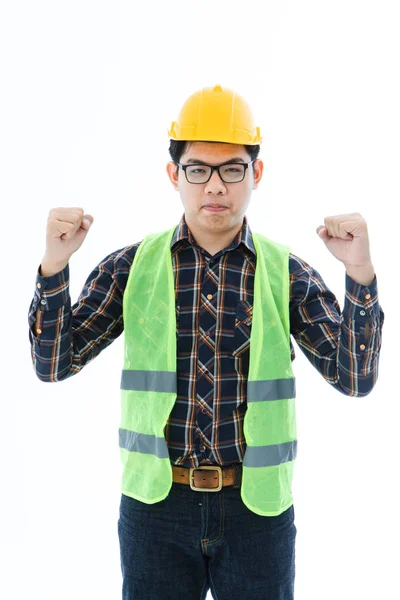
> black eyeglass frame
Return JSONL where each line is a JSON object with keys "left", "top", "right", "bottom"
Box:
{"left": 174, "top": 160, "right": 255, "bottom": 184}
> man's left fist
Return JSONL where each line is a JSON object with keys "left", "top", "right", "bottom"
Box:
{"left": 316, "top": 212, "right": 372, "bottom": 268}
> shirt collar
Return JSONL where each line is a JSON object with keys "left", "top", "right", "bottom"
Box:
{"left": 171, "top": 213, "right": 256, "bottom": 256}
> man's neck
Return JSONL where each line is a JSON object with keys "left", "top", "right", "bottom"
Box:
{"left": 186, "top": 220, "right": 243, "bottom": 257}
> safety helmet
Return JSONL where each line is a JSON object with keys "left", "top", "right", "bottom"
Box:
{"left": 168, "top": 84, "right": 262, "bottom": 145}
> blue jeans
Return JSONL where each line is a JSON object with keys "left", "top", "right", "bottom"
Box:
{"left": 118, "top": 473, "right": 297, "bottom": 599}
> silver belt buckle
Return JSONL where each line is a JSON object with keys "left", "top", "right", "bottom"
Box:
{"left": 189, "top": 465, "right": 223, "bottom": 492}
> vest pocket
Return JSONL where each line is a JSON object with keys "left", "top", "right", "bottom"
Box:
{"left": 232, "top": 299, "right": 253, "bottom": 357}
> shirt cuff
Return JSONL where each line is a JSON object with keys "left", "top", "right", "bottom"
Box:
{"left": 32, "top": 262, "right": 71, "bottom": 312}
{"left": 343, "top": 272, "right": 381, "bottom": 325}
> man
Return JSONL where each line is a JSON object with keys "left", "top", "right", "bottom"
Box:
{"left": 29, "top": 84, "right": 384, "bottom": 599}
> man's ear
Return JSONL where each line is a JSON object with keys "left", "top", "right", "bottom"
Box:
{"left": 166, "top": 161, "right": 179, "bottom": 190}
{"left": 252, "top": 158, "right": 264, "bottom": 190}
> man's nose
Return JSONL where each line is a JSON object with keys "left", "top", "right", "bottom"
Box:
{"left": 205, "top": 169, "right": 226, "bottom": 193}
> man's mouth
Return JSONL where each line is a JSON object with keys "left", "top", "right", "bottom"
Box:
{"left": 203, "top": 204, "right": 228, "bottom": 212}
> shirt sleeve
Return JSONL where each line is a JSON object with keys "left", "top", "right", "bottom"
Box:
{"left": 28, "top": 244, "right": 140, "bottom": 382}
{"left": 289, "top": 254, "right": 384, "bottom": 397}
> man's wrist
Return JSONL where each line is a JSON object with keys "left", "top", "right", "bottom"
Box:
{"left": 345, "top": 263, "right": 375, "bottom": 286}
{"left": 40, "top": 259, "right": 69, "bottom": 278}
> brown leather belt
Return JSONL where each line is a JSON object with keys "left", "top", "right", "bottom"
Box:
{"left": 172, "top": 463, "right": 242, "bottom": 492}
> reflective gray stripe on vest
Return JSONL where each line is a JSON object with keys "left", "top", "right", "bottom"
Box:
{"left": 121, "top": 370, "right": 177, "bottom": 393}
{"left": 243, "top": 440, "right": 297, "bottom": 467}
{"left": 121, "top": 372, "right": 294, "bottom": 400}
{"left": 119, "top": 428, "right": 170, "bottom": 459}
{"left": 120, "top": 428, "right": 297, "bottom": 467}
{"left": 247, "top": 378, "right": 296, "bottom": 402}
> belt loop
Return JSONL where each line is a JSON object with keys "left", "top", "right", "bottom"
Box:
{"left": 232, "top": 463, "right": 242, "bottom": 489}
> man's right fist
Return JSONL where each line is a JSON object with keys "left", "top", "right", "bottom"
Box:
{"left": 41, "top": 207, "right": 94, "bottom": 275}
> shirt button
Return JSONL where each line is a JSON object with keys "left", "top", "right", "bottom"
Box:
{"left": 365, "top": 294, "right": 371, "bottom": 300}
{"left": 40, "top": 299, "right": 46, "bottom": 305}
{"left": 201, "top": 408, "right": 206, "bottom": 413}
{"left": 207, "top": 294, "right": 212, "bottom": 300}
{"left": 360, "top": 344, "right": 366, "bottom": 350}
{"left": 360, "top": 310, "right": 366, "bottom": 316}
{"left": 37, "top": 283, "right": 41, "bottom": 289}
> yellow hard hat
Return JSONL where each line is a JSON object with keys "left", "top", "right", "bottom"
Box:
{"left": 168, "top": 84, "right": 262, "bottom": 145}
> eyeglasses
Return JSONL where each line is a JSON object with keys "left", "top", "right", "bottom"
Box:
{"left": 174, "top": 160, "right": 254, "bottom": 184}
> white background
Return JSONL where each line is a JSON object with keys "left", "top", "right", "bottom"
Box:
{"left": 0, "top": 0, "right": 398, "bottom": 598}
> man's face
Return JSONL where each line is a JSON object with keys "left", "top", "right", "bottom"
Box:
{"left": 166, "top": 141, "right": 263, "bottom": 236}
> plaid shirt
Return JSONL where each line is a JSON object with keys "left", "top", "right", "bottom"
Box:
{"left": 28, "top": 214, "right": 384, "bottom": 468}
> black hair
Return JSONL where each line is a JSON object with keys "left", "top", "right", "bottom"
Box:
{"left": 168, "top": 140, "right": 260, "bottom": 166}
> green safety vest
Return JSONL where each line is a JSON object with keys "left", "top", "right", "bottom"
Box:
{"left": 119, "top": 224, "right": 296, "bottom": 517}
